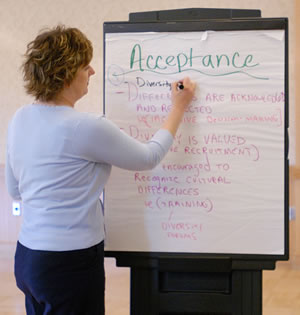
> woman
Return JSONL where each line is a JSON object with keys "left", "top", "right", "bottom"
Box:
{"left": 5, "top": 25, "right": 196, "bottom": 315}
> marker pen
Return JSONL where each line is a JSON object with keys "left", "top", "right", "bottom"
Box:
{"left": 177, "top": 82, "right": 184, "bottom": 90}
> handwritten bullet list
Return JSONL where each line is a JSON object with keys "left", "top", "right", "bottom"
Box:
{"left": 104, "top": 29, "right": 285, "bottom": 253}
{"left": 107, "top": 76, "right": 283, "bottom": 241}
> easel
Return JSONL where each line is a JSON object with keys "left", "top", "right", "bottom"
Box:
{"left": 104, "top": 8, "right": 289, "bottom": 315}
{"left": 114, "top": 253, "right": 277, "bottom": 315}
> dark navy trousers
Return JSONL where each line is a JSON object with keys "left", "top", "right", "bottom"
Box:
{"left": 14, "top": 241, "right": 105, "bottom": 315}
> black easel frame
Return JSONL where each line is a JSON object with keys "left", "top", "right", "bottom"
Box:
{"left": 103, "top": 8, "right": 289, "bottom": 314}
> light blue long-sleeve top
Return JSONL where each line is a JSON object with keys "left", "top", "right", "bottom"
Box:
{"left": 5, "top": 104, "right": 173, "bottom": 251}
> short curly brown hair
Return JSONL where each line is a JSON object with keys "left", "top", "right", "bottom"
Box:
{"left": 22, "top": 25, "right": 93, "bottom": 102}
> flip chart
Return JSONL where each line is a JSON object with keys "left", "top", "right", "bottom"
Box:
{"left": 104, "top": 29, "right": 286, "bottom": 255}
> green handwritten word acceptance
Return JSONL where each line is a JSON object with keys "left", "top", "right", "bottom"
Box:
{"left": 129, "top": 44, "right": 265, "bottom": 79}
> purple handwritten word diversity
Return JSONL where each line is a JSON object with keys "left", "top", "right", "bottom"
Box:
{"left": 161, "top": 221, "right": 203, "bottom": 241}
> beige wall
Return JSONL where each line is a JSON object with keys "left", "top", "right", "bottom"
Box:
{"left": 0, "top": 1, "right": 297, "bottom": 253}
{"left": 0, "top": 165, "right": 22, "bottom": 242}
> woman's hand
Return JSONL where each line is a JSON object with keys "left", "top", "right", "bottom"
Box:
{"left": 162, "top": 77, "right": 196, "bottom": 137}
{"left": 171, "top": 77, "right": 196, "bottom": 113}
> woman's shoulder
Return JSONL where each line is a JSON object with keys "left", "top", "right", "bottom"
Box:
{"left": 74, "top": 111, "right": 113, "bottom": 129}
{"left": 8, "top": 104, "right": 34, "bottom": 127}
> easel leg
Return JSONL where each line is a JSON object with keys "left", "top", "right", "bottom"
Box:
{"left": 232, "top": 270, "right": 262, "bottom": 315}
{"left": 130, "top": 268, "right": 159, "bottom": 315}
